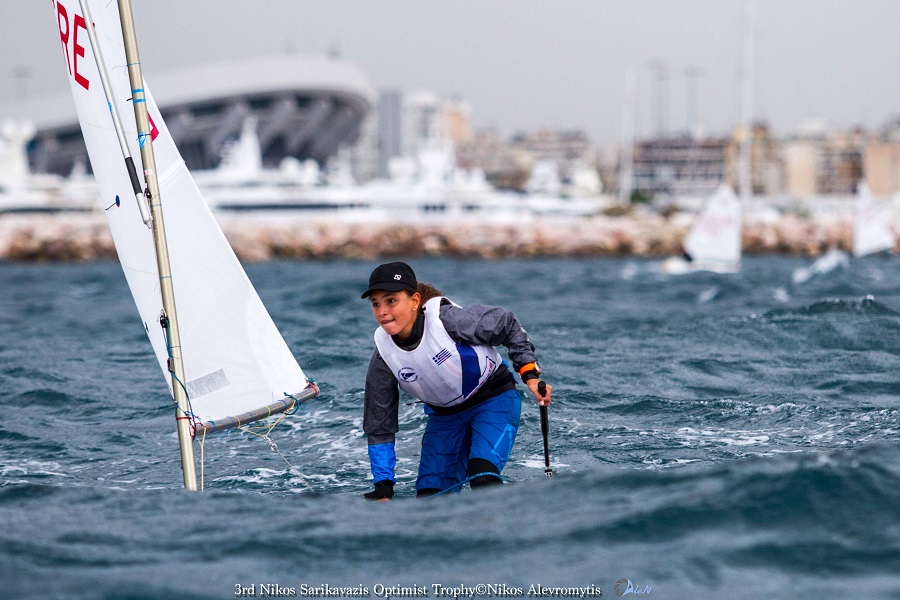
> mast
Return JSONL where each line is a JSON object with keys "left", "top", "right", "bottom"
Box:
{"left": 738, "top": 0, "right": 755, "bottom": 202}
{"left": 618, "top": 69, "right": 636, "bottom": 203}
{"left": 117, "top": 0, "right": 198, "bottom": 491}
{"left": 77, "top": 0, "right": 152, "bottom": 228}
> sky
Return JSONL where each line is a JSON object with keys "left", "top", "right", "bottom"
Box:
{"left": 2, "top": 1, "right": 899, "bottom": 150}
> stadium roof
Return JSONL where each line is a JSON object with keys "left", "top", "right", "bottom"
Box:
{"left": 2, "top": 54, "right": 376, "bottom": 173}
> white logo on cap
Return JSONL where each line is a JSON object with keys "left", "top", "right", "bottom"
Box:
{"left": 394, "top": 274, "right": 402, "bottom": 280}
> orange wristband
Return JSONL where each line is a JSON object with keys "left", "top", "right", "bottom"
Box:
{"left": 518, "top": 362, "right": 537, "bottom": 377}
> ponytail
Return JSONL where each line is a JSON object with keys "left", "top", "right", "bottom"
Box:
{"left": 416, "top": 282, "right": 443, "bottom": 309}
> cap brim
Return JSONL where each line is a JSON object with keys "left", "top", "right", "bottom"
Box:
{"left": 361, "top": 281, "right": 411, "bottom": 298}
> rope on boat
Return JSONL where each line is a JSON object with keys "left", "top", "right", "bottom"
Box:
{"left": 234, "top": 391, "right": 316, "bottom": 493}
{"left": 164, "top": 302, "right": 316, "bottom": 492}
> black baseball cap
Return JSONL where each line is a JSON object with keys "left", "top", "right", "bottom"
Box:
{"left": 361, "top": 261, "right": 418, "bottom": 298}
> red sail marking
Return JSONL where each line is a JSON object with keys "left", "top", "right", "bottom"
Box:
{"left": 54, "top": 0, "right": 90, "bottom": 91}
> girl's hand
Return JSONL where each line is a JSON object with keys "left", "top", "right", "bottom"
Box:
{"left": 527, "top": 379, "right": 551, "bottom": 407}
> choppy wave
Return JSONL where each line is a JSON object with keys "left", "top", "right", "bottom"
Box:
{"left": 2, "top": 443, "right": 899, "bottom": 597}
{"left": 762, "top": 295, "right": 897, "bottom": 317}
{"left": 1, "top": 256, "right": 898, "bottom": 598}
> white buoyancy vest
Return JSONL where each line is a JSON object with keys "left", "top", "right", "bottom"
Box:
{"left": 374, "top": 297, "right": 502, "bottom": 407}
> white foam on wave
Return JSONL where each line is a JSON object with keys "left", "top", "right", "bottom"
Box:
{"left": 620, "top": 262, "right": 639, "bottom": 280}
{"left": 675, "top": 427, "right": 772, "bottom": 447}
{"left": 759, "top": 402, "right": 799, "bottom": 413}
{"left": 698, "top": 287, "right": 719, "bottom": 303}
{"left": 519, "top": 457, "right": 569, "bottom": 470}
{"left": 217, "top": 467, "right": 341, "bottom": 489}
{"left": 1, "top": 459, "right": 69, "bottom": 479}
{"left": 791, "top": 247, "right": 849, "bottom": 284}
{"left": 714, "top": 434, "right": 770, "bottom": 446}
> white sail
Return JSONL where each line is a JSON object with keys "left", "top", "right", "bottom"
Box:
{"left": 663, "top": 185, "right": 742, "bottom": 274}
{"left": 853, "top": 183, "right": 895, "bottom": 258}
{"left": 53, "top": 0, "right": 314, "bottom": 432}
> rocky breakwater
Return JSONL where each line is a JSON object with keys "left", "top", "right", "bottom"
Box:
{"left": 0, "top": 211, "right": 894, "bottom": 261}
{"left": 0, "top": 213, "right": 117, "bottom": 261}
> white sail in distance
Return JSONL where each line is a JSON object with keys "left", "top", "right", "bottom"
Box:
{"left": 682, "top": 184, "right": 742, "bottom": 270}
{"left": 853, "top": 183, "right": 895, "bottom": 258}
{"left": 52, "top": 0, "right": 315, "bottom": 433}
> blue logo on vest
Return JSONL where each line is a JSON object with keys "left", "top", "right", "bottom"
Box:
{"left": 398, "top": 367, "right": 418, "bottom": 382}
{"left": 432, "top": 348, "right": 452, "bottom": 365}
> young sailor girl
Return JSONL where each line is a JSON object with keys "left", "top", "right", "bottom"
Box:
{"left": 361, "top": 261, "right": 551, "bottom": 500}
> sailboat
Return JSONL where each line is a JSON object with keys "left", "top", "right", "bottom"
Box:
{"left": 661, "top": 2, "right": 754, "bottom": 276}
{"left": 661, "top": 184, "right": 742, "bottom": 274}
{"left": 853, "top": 182, "right": 895, "bottom": 258}
{"left": 791, "top": 183, "right": 895, "bottom": 284}
{"left": 53, "top": 0, "right": 317, "bottom": 490}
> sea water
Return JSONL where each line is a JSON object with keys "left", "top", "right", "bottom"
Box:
{"left": 1, "top": 256, "right": 898, "bottom": 599}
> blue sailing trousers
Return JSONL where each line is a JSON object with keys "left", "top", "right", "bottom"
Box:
{"left": 416, "top": 388, "right": 522, "bottom": 492}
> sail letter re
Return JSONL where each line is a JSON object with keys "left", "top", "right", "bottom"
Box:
{"left": 55, "top": 0, "right": 90, "bottom": 91}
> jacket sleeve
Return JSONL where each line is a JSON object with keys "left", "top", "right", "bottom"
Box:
{"left": 363, "top": 350, "right": 400, "bottom": 482}
{"left": 439, "top": 300, "right": 538, "bottom": 375}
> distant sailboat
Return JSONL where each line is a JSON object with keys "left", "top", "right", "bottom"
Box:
{"left": 662, "top": 185, "right": 742, "bottom": 274}
{"left": 791, "top": 183, "right": 893, "bottom": 284}
{"left": 662, "top": 2, "right": 753, "bottom": 276}
{"left": 54, "top": 0, "right": 317, "bottom": 490}
{"left": 853, "top": 183, "right": 895, "bottom": 258}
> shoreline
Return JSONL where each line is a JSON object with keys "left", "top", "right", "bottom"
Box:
{"left": 0, "top": 211, "right": 893, "bottom": 262}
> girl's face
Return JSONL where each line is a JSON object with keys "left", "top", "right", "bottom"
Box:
{"left": 369, "top": 290, "right": 421, "bottom": 338}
